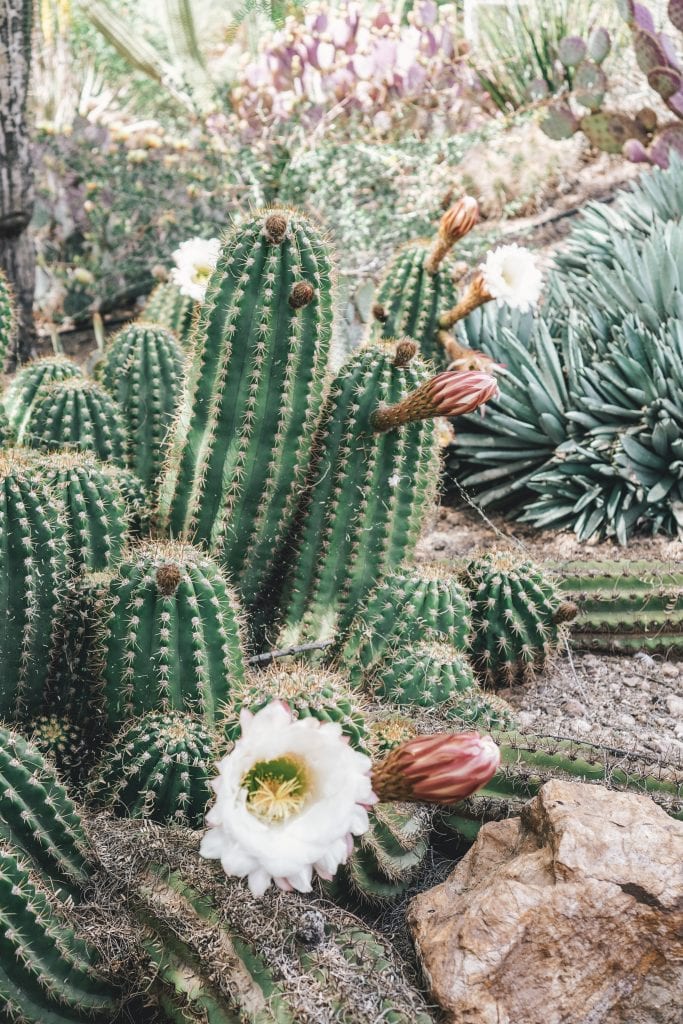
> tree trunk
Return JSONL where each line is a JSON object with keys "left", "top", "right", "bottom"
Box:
{"left": 0, "top": 0, "right": 36, "bottom": 365}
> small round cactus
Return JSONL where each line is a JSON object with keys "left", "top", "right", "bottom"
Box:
{"left": 458, "top": 553, "right": 577, "bottom": 687}
{"left": 25, "top": 377, "right": 128, "bottom": 463}
{"left": 370, "top": 639, "right": 476, "bottom": 708}
{"left": 2, "top": 355, "right": 83, "bottom": 441}
{"left": 224, "top": 662, "right": 369, "bottom": 752}
{"left": 88, "top": 711, "right": 219, "bottom": 827}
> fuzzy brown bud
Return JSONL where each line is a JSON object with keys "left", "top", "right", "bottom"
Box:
{"left": 264, "top": 213, "right": 288, "bottom": 244}
{"left": 156, "top": 563, "right": 182, "bottom": 596}
{"left": 392, "top": 339, "right": 418, "bottom": 367}
{"left": 372, "top": 303, "right": 389, "bottom": 323}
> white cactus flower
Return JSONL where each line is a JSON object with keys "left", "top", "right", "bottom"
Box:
{"left": 480, "top": 244, "right": 543, "bottom": 313}
{"left": 170, "top": 237, "right": 221, "bottom": 301}
{"left": 200, "top": 701, "right": 376, "bottom": 897}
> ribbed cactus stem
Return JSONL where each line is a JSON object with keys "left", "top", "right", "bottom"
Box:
{"left": 439, "top": 272, "right": 493, "bottom": 329}
{"left": 25, "top": 378, "right": 128, "bottom": 464}
{"left": 371, "top": 369, "right": 499, "bottom": 432}
{"left": 0, "top": 267, "right": 17, "bottom": 370}
{"left": 424, "top": 196, "right": 479, "bottom": 275}
{"left": 2, "top": 355, "right": 83, "bottom": 441}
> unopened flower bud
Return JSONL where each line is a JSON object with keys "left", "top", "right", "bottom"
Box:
{"left": 371, "top": 370, "right": 499, "bottom": 432}
{"left": 371, "top": 731, "right": 500, "bottom": 803}
{"left": 426, "top": 196, "right": 479, "bottom": 273}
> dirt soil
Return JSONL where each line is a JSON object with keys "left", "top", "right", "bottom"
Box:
{"left": 418, "top": 504, "right": 683, "bottom": 763}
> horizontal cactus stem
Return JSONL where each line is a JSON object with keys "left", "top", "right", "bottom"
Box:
{"left": 439, "top": 274, "right": 492, "bottom": 330}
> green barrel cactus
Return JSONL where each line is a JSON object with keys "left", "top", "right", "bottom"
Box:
{"left": 158, "top": 208, "right": 334, "bottom": 622}
{"left": 440, "top": 732, "right": 683, "bottom": 842}
{"left": 144, "top": 280, "right": 196, "bottom": 346}
{"left": 458, "top": 553, "right": 577, "bottom": 687}
{"left": 279, "top": 340, "right": 444, "bottom": 645}
{"left": 98, "top": 541, "right": 246, "bottom": 729}
{"left": 557, "top": 559, "right": 683, "bottom": 655}
{"left": 25, "top": 377, "right": 128, "bottom": 464}
{"left": 224, "top": 663, "right": 369, "bottom": 752}
{"left": 0, "top": 843, "right": 118, "bottom": 1023}
{"left": 33, "top": 451, "right": 128, "bottom": 572}
{"left": 370, "top": 639, "right": 477, "bottom": 708}
{"left": 0, "top": 266, "right": 16, "bottom": 370}
{"left": 2, "top": 355, "right": 83, "bottom": 441}
{"left": 371, "top": 242, "right": 459, "bottom": 368}
{"left": 324, "top": 802, "right": 430, "bottom": 903}
{"left": 335, "top": 564, "right": 472, "bottom": 687}
{"left": 0, "top": 451, "right": 70, "bottom": 721}
{"left": 88, "top": 711, "right": 219, "bottom": 827}
{"left": 98, "top": 321, "right": 185, "bottom": 491}
{"left": 0, "top": 724, "right": 91, "bottom": 895}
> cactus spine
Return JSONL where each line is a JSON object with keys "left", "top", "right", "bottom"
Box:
{"left": 158, "top": 209, "right": 334, "bottom": 622}
{"left": 88, "top": 711, "right": 219, "bottom": 827}
{"left": 0, "top": 451, "right": 70, "bottom": 720}
{"left": 98, "top": 322, "right": 185, "bottom": 491}
{"left": 459, "top": 553, "right": 577, "bottom": 686}
{"left": 279, "top": 340, "right": 442, "bottom": 645}
{"left": 2, "top": 356, "right": 83, "bottom": 441}
{"left": 33, "top": 452, "right": 128, "bottom": 572}
{"left": 25, "top": 378, "right": 128, "bottom": 464}
{"left": 144, "top": 281, "right": 196, "bottom": 346}
{"left": 557, "top": 560, "right": 683, "bottom": 655}
{"left": 99, "top": 541, "right": 246, "bottom": 729}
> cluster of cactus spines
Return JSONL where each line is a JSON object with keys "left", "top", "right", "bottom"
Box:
{"left": 25, "top": 377, "right": 128, "bottom": 464}
{"left": 33, "top": 452, "right": 128, "bottom": 572}
{"left": 458, "top": 553, "right": 577, "bottom": 687}
{"left": 98, "top": 322, "right": 185, "bottom": 491}
{"left": 158, "top": 209, "right": 334, "bottom": 625}
{"left": 99, "top": 541, "right": 246, "bottom": 730}
{"left": 0, "top": 843, "right": 118, "bottom": 1024}
{"left": 88, "top": 711, "right": 219, "bottom": 827}
{"left": 335, "top": 564, "right": 473, "bottom": 688}
{"left": 324, "top": 802, "right": 430, "bottom": 904}
{"left": 0, "top": 451, "right": 70, "bottom": 721}
{"left": 2, "top": 355, "right": 83, "bottom": 441}
{"left": 370, "top": 638, "right": 477, "bottom": 708}
{"left": 440, "top": 731, "right": 683, "bottom": 842}
{"left": 541, "top": 2, "right": 683, "bottom": 168}
{"left": 143, "top": 281, "right": 196, "bottom": 346}
{"left": 557, "top": 560, "right": 683, "bottom": 655}
{"left": 0, "top": 267, "right": 16, "bottom": 371}
{"left": 224, "top": 663, "right": 369, "bottom": 752}
{"left": 0, "top": 724, "right": 92, "bottom": 895}
{"left": 278, "top": 340, "right": 443, "bottom": 645}
{"left": 371, "top": 198, "right": 479, "bottom": 369}
{"left": 27, "top": 714, "right": 89, "bottom": 786}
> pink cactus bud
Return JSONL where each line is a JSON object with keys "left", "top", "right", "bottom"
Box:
{"left": 371, "top": 370, "right": 499, "bottom": 432}
{"left": 372, "top": 731, "right": 501, "bottom": 803}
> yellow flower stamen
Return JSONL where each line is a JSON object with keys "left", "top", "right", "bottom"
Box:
{"left": 243, "top": 754, "right": 310, "bottom": 822}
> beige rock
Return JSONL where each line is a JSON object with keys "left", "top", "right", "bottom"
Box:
{"left": 409, "top": 780, "right": 683, "bottom": 1024}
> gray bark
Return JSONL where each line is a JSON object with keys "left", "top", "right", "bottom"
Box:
{"left": 0, "top": 0, "right": 36, "bottom": 364}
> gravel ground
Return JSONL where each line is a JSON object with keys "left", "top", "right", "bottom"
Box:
{"left": 417, "top": 504, "right": 683, "bottom": 763}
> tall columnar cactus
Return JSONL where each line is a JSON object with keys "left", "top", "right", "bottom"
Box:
{"left": 88, "top": 711, "right": 220, "bottom": 827}
{"left": 278, "top": 340, "right": 450, "bottom": 645}
{"left": 0, "top": 266, "right": 16, "bottom": 370}
{"left": 98, "top": 321, "right": 185, "bottom": 491}
{"left": 25, "top": 377, "right": 128, "bottom": 464}
{"left": 2, "top": 355, "right": 83, "bottom": 441}
{"left": 158, "top": 208, "right": 334, "bottom": 622}
{"left": 324, "top": 802, "right": 430, "bottom": 903}
{"left": 0, "top": 451, "right": 70, "bottom": 720}
{"left": 98, "top": 541, "right": 246, "bottom": 729}
{"left": 33, "top": 451, "right": 128, "bottom": 572}
{"left": 557, "top": 559, "right": 683, "bottom": 655}
{"left": 458, "top": 553, "right": 577, "bottom": 687}
{"left": 335, "top": 564, "right": 473, "bottom": 687}
{"left": 144, "top": 281, "right": 196, "bottom": 346}
{"left": 224, "top": 663, "right": 369, "bottom": 752}
{"left": 0, "top": 724, "right": 92, "bottom": 896}
{"left": 440, "top": 731, "right": 683, "bottom": 841}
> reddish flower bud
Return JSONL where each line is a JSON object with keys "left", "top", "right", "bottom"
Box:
{"left": 371, "top": 369, "right": 498, "bottom": 432}
{"left": 372, "top": 731, "right": 500, "bottom": 804}
{"left": 426, "top": 196, "right": 480, "bottom": 274}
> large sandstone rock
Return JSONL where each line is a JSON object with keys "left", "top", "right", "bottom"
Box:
{"left": 409, "top": 779, "right": 683, "bottom": 1024}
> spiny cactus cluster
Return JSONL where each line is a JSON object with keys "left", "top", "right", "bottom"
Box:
{"left": 447, "top": 155, "right": 683, "bottom": 542}
{"left": 540, "top": 1, "right": 683, "bottom": 168}
{"left": 0, "top": 268, "right": 16, "bottom": 371}
{"left": 0, "top": 201, "right": 681, "bottom": 1023}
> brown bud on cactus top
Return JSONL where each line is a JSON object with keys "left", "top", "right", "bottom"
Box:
{"left": 289, "top": 281, "right": 315, "bottom": 309}
{"left": 552, "top": 600, "right": 579, "bottom": 625}
{"left": 393, "top": 339, "right": 418, "bottom": 367}
{"left": 372, "top": 303, "right": 389, "bottom": 323}
{"left": 372, "top": 731, "right": 500, "bottom": 803}
{"left": 371, "top": 370, "right": 499, "bottom": 432}
{"left": 426, "top": 196, "right": 479, "bottom": 274}
{"left": 156, "top": 563, "right": 182, "bottom": 596}
{"left": 264, "top": 213, "right": 288, "bottom": 243}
